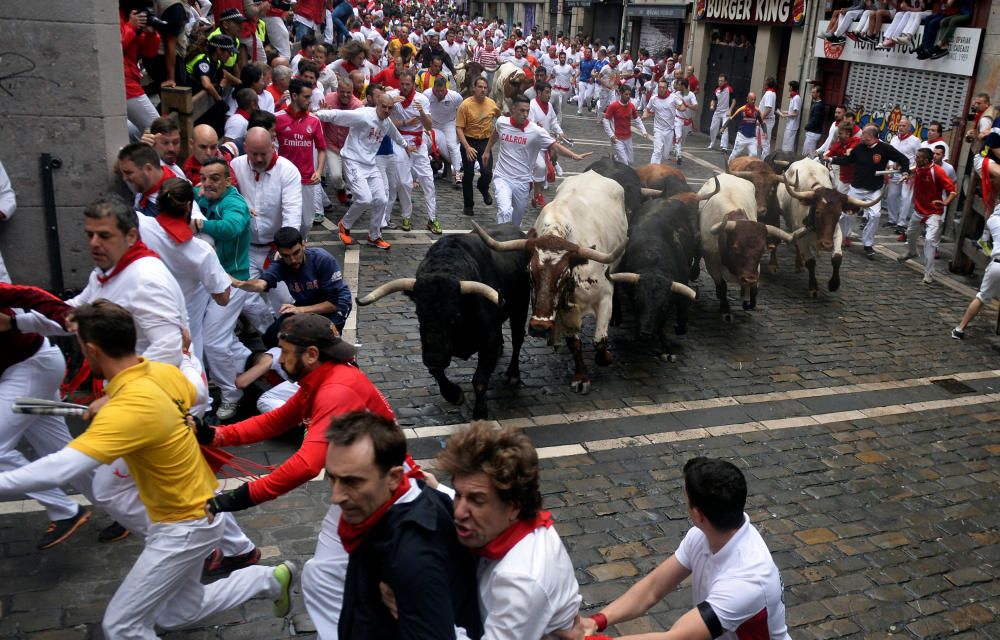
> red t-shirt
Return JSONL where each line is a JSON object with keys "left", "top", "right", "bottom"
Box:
{"left": 120, "top": 16, "right": 161, "bottom": 99}
{"left": 276, "top": 108, "right": 328, "bottom": 184}
{"left": 218, "top": 361, "right": 395, "bottom": 504}
{"left": 912, "top": 164, "right": 956, "bottom": 217}
{"left": 604, "top": 100, "right": 638, "bottom": 139}
{"left": 372, "top": 66, "right": 401, "bottom": 90}
{"left": 828, "top": 136, "right": 860, "bottom": 184}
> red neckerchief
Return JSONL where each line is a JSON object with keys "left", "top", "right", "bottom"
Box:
{"left": 508, "top": 116, "right": 528, "bottom": 132}
{"left": 287, "top": 106, "right": 311, "bottom": 120}
{"left": 716, "top": 84, "right": 731, "bottom": 94}
{"left": 983, "top": 158, "right": 996, "bottom": 211}
{"left": 927, "top": 135, "right": 944, "bottom": 145}
{"left": 96, "top": 240, "right": 159, "bottom": 285}
{"left": 182, "top": 155, "right": 202, "bottom": 184}
{"left": 139, "top": 165, "right": 177, "bottom": 209}
{"left": 343, "top": 60, "right": 358, "bottom": 73}
{"left": 254, "top": 153, "right": 279, "bottom": 182}
{"left": 535, "top": 96, "right": 549, "bottom": 114}
{"left": 400, "top": 89, "right": 416, "bottom": 109}
{"left": 235, "top": 108, "right": 252, "bottom": 121}
{"left": 338, "top": 475, "right": 412, "bottom": 553}
{"left": 476, "top": 511, "right": 553, "bottom": 561}
{"left": 974, "top": 108, "right": 986, "bottom": 130}
{"left": 743, "top": 104, "right": 758, "bottom": 119}
{"left": 898, "top": 132, "right": 912, "bottom": 141}
{"left": 789, "top": 91, "right": 799, "bottom": 98}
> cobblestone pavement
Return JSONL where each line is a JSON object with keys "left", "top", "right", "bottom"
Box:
{"left": 2, "top": 112, "right": 999, "bottom": 639}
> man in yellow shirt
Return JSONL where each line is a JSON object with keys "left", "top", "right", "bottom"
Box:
{"left": 0, "top": 300, "right": 296, "bottom": 636}
{"left": 456, "top": 76, "right": 501, "bottom": 216}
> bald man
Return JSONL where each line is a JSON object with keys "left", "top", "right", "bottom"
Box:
{"left": 231, "top": 127, "right": 303, "bottom": 331}
{"left": 183, "top": 125, "right": 240, "bottom": 187}
{"left": 727, "top": 93, "right": 766, "bottom": 162}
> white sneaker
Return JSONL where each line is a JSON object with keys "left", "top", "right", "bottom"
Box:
{"left": 922, "top": 274, "right": 933, "bottom": 284}
{"left": 555, "top": 162, "right": 564, "bottom": 177}
{"left": 216, "top": 401, "right": 239, "bottom": 421}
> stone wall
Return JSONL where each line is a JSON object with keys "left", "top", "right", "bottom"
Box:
{"left": 0, "top": 0, "right": 128, "bottom": 290}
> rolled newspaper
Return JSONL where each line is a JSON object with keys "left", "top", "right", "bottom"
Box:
{"left": 12, "top": 397, "right": 88, "bottom": 417}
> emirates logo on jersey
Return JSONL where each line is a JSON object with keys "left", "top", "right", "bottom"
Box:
{"left": 306, "top": 126, "right": 313, "bottom": 134}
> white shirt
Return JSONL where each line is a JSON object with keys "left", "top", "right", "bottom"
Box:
{"left": 760, "top": 89, "right": 776, "bottom": 122}
{"left": 675, "top": 92, "right": 698, "bottom": 124}
{"left": 477, "top": 526, "right": 581, "bottom": 639}
{"left": 619, "top": 59, "right": 634, "bottom": 75}
{"left": 257, "top": 88, "right": 276, "bottom": 114}
{"left": 645, "top": 93, "right": 680, "bottom": 131}
{"left": 674, "top": 515, "right": 792, "bottom": 640}
{"left": 889, "top": 134, "right": 922, "bottom": 168}
{"left": 938, "top": 160, "right": 957, "bottom": 182}
{"left": 493, "top": 116, "right": 554, "bottom": 183}
{"left": 71, "top": 257, "right": 188, "bottom": 366}
{"left": 137, "top": 216, "right": 230, "bottom": 305}
{"left": 315, "top": 106, "right": 407, "bottom": 164}
{"left": 598, "top": 64, "right": 618, "bottom": 90}
{"left": 443, "top": 40, "right": 466, "bottom": 64}
{"left": 541, "top": 54, "right": 559, "bottom": 74}
{"left": 224, "top": 112, "right": 250, "bottom": 145}
{"left": 785, "top": 93, "right": 802, "bottom": 127}
{"left": 0, "top": 161, "right": 16, "bottom": 221}
{"left": 423, "top": 89, "right": 464, "bottom": 129}
{"left": 921, "top": 138, "right": 951, "bottom": 162}
{"left": 529, "top": 98, "right": 563, "bottom": 137}
{"left": 551, "top": 63, "right": 574, "bottom": 90}
{"left": 392, "top": 91, "right": 432, "bottom": 139}
{"left": 231, "top": 154, "right": 304, "bottom": 244}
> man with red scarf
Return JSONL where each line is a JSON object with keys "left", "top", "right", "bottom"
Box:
{"left": 435, "top": 421, "right": 580, "bottom": 638}
{"left": 119, "top": 6, "right": 161, "bottom": 132}
{"left": 117, "top": 143, "right": 180, "bottom": 217}
{"left": 897, "top": 148, "right": 956, "bottom": 284}
{"left": 330, "top": 412, "right": 482, "bottom": 640}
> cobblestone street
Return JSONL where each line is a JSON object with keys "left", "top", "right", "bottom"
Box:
{"left": 2, "top": 111, "right": 999, "bottom": 639}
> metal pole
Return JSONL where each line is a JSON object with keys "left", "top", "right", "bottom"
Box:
{"left": 40, "top": 153, "right": 64, "bottom": 292}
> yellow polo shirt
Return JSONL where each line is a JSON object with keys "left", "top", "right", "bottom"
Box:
{"left": 456, "top": 96, "right": 501, "bottom": 140}
{"left": 69, "top": 359, "right": 217, "bottom": 523}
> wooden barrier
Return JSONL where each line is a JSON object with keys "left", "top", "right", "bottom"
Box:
{"left": 159, "top": 87, "right": 213, "bottom": 160}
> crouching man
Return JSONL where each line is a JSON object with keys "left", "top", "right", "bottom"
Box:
{"left": 439, "top": 422, "right": 582, "bottom": 637}
{"left": 581, "top": 457, "right": 791, "bottom": 640}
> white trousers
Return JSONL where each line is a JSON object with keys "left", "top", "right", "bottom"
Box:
{"left": 597, "top": 88, "right": 615, "bottom": 116}
{"left": 240, "top": 34, "right": 266, "bottom": 65}
{"left": 243, "top": 244, "right": 293, "bottom": 334}
{"left": 651, "top": 127, "right": 675, "bottom": 164}
{"left": 300, "top": 183, "right": 322, "bottom": 239}
{"left": 781, "top": 121, "right": 799, "bottom": 153}
{"left": 342, "top": 159, "right": 388, "bottom": 239}
{"left": 533, "top": 150, "right": 550, "bottom": 184}
{"left": 552, "top": 89, "right": 568, "bottom": 123}
{"left": 302, "top": 505, "right": 349, "bottom": 640}
{"left": 848, "top": 186, "right": 883, "bottom": 247}
{"left": 0, "top": 250, "right": 8, "bottom": 283}
{"left": 325, "top": 149, "right": 345, "bottom": 191}
{"left": 375, "top": 153, "right": 399, "bottom": 228}
{"left": 886, "top": 177, "right": 914, "bottom": 226}
{"left": 576, "top": 82, "right": 596, "bottom": 113}
{"left": 396, "top": 138, "right": 437, "bottom": 221}
{"left": 802, "top": 131, "right": 823, "bottom": 156}
{"left": 264, "top": 16, "right": 292, "bottom": 59}
{"left": 834, "top": 9, "right": 867, "bottom": 36}
{"left": 102, "top": 515, "right": 278, "bottom": 639}
{"left": 761, "top": 118, "right": 776, "bottom": 157}
{"left": 0, "top": 341, "right": 85, "bottom": 520}
{"left": 907, "top": 213, "right": 943, "bottom": 277}
{"left": 91, "top": 457, "right": 254, "bottom": 555}
{"left": 709, "top": 112, "right": 730, "bottom": 149}
{"left": 495, "top": 176, "right": 531, "bottom": 227}
{"left": 886, "top": 10, "right": 931, "bottom": 38}
{"left": 611, "top": 138, "right": 634, "bottom": 165}
{"left": 127, "top": 95, "right": 160, "bottom": 133}
{"left": 433, "top": 124, "right": 462, "bottom": 175}
{"left": 729, "top": 132, "right": 758, "bottom": 162}
{"left": 673, "top": 120, "right": 693, "bottom": 158}
{"left": 203, "top": 288, "right": 252, "bottom": 405}
{"left": 257, "top": 380, "right": 299, "bottom": 414}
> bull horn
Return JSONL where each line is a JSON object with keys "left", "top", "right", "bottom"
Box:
{"left": 782, "top": 171, "right": 815, "bottom": 201}
{"left": 791, "top": 226, "right": 810, "bottom": 239}
{"left": 846, "top": 191, "right": 883, "bottom": 209}
{"left": 578, "top": 240, "right": 627, "bottom": 264}
{"left": 670, "top": 281, "right": 697, "bottom": 300}
{"left": 697, "top": 176, "right": 721, "bottom": 201}
{"left": 640, "top": 188, "right": 663, "bottom": 198}
{"left": 357, "top": 278, "right": 416, "bottom": 305}
{"left": 773, "top": 160, "right": 790, "bottom": 167}
{"left": 730, "top": 170, "right": 756, "bottom": 179}
{"left": 609, "top": 272, "right": 640, "bottom": 284}
{"left": 470, "top": 221, "right": 530, "bottom": 252}
{"left": 459, "top": 280, "right": 501, "bottom": 305}
{"left": 765, "top": 224, "right": 795, "bottom": 243}
{"left": 710, "top": 220, "right": 739, "bottom": 235}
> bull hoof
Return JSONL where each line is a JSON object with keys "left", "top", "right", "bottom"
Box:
{"left": 442, "top": 387, "right": 464, "bottom": 406}
{"left": 659, "top": 353, "right": 678, "bottom": 363}
{"left": 742, "top": 300, "right": 756, "bottom": 311}
{"left": 570, "top": 379, "right": 591, "bottom": 394}
{"left": 504, "top": 374, "right": 521, "bottom": 386}
{"left": 828, "top": 278, "right": 841, "bottom": 292}
{"left": 809, "top": 289, "right": 819, "bottom": 299}
{"left": 595, "top": 350, "right": 614, "bottom": 367}
{"left": 722, "top": 313, "right": 734, "bottom": 323}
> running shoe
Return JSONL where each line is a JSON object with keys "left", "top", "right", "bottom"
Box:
{"left": 367, "top": 236, "right": 391, "bottom": 250}
{"left": 38, "top": 506, "right": 90, "bottom": 550}
{"left": 272, "top": 561, "right": 297, "bottom": 617}
{"left": 98, "top": 521, "right": 129, "bottom": 544}
{"left": 339, "top": 221, "right": 353, "bottom": 245}
{"left": 427, "top": 219, "right": 442, "bottom": 234}
{"left": 401, "top": 218, "right": 412, "bottom": 232}
{"left": 216, "top": 401, "right": 239, "bottom": 421}
{"left": 336, "top": 189, "right": 350, "bottom": 204}
{"left": 951, "top": 327, "right": 965, "bottom": 340}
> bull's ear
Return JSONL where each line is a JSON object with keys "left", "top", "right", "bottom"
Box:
{"left": 570, "top": 253, "right": 589, "bottom": 267}
{"left": 526, "top": 228, "right": 538, "bottom": 239}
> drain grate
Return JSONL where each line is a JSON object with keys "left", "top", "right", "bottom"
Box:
{"left": 931, "top": 378, "right": 977, "bottom": 395}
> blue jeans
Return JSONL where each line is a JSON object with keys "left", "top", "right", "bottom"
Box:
{"left": 919, "top": 13, "right": 944, "bottom": 50}
{"left": 293, "top": 20, "right": 314, "bottom": 42}
{"left": 330, "top": 3, "right": 352, "bottom": 45}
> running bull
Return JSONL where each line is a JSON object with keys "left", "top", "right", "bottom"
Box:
{"left": 473, "top": 171, "right": 627, "bottom": 393}
{"left": 357, "top": 227, "right": 529, "bottom": 419}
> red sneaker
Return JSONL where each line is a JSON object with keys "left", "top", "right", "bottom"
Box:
{"left": 843, "top": 237, "right": 852, "bottom": 247}
{"left": 897, "top": 232, "right": 907, "bottom": 242}
{"left": 338, "top": 221, "right": 353, "bottom": 245}
{"left": 367, "top": 236, "right": 391, "bottom": 250}
{"left": 337, "top": 189, "right": 349, "bottom": 204}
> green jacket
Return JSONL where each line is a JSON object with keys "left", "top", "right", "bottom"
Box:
{"left": 197, "top": 185, "right": 251, "bottom": 280}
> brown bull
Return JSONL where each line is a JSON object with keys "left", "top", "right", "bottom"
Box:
{"left": 636, "top": 163, "right": 691, "bottom": 197}
{"left": 728, "top": 156, "right": 785, "bottom": 272}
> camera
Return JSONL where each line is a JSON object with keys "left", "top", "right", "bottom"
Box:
{"left": 141, "top": 7, "right": 170, "bottom": 30}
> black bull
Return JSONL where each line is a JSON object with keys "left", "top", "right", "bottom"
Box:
{"left": 611, "top": 197, "right": 699, "bottom": 361}
{"left": 357, "top": 228, "right": 529, "bottom": 420}
{"left": 585, "top": 157, "right": 644, "bottom": 221}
